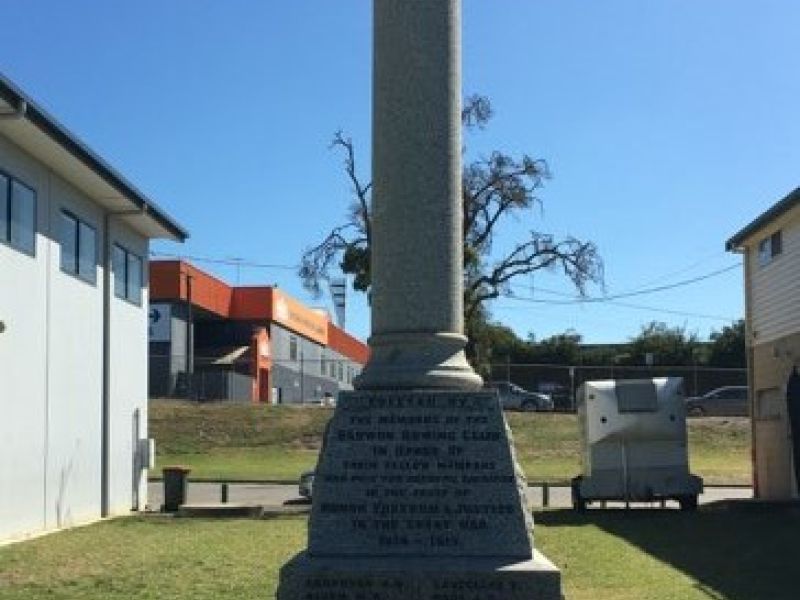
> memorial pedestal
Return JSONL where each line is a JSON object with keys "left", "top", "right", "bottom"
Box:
{"left": 277, "top": 391, "right": 562, "bottom": 599}
{"left": 279, "top": 552, "right": 560, "bottom": 600}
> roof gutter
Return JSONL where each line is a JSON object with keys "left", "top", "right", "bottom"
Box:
{"left": 0, "top": 98, "right": 26, "bottom": 121}
{"left": 725, "top": 187, "right": 800, "bottom": 252}
{"left": 0, "top": 74, "right": 188, "bottom": 242}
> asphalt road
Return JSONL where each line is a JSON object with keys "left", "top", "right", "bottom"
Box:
{"left": 147, "top": 481, "right": 752, "bottom": 512}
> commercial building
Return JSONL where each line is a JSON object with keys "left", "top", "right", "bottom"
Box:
{"left": 0, "top": 74, "right": 187, "bottom": 542}
{"left": 148, "top": 260, "right": 368, "bottom": 403}
{"left": 727, "top": 188, "right": 800, "bottom": 500}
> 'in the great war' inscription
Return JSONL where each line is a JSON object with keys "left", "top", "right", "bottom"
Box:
{"left": 308, "top": 391, "right": 532, "bottom": 558}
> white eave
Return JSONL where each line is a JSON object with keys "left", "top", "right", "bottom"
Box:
{"left": 725, "top": 187, "right": 800, "bottom": 254}
{"left": 0, "top": 76, "right": 187, "bottom": 242}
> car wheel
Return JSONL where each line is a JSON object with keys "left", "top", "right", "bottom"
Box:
{"left": 521, "top": 400, "right": 536, "bottom": 412}
{"left": 688, "top": 406, "right": 704, "bottom": 417}
{"left": 678, "top": 495, "right": 698, "bottom": 511}
{"left": 572, "top": 481, "right": 587, "bottom": 512}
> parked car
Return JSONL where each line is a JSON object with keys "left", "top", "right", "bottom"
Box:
{"left": 537, "top": 381, "right": 573, "bottom": 412}
{"left": 486, "top": 381, "right": 554, "bottom": 411}
{"left": 685, "top": 386, "right": 749, "bottom": 417}
{"left": 299, "top": 470, "right": 315, "bottom": 499}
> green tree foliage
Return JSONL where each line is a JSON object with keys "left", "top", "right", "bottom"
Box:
{"left": 470, "top": 320, "right": 744, "bottom": 371}
{"left": 468, "top": 316, "right": 523, "bottom": 377}
{"left": 625, "top": 321, "right": 701, "bottom": 366}
{"left": 707, "top": 319, "right": 746, "bottom": 367}
{"left": 526, "top": 330, "right": 583, "bottom": 365}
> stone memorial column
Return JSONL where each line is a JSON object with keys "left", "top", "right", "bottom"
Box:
{"left": 278, "top": 2, "right": 562, "bottom": 598}
{"left": 355, "top": 0, "right": 482, "bottom": 391}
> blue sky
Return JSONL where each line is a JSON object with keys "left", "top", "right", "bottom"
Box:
{"left": 2, "top": 1, "right": 799, "bottom": 344}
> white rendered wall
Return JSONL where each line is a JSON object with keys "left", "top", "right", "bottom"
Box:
{"left": 44, "top": 176, "right": 104, "bottom": 531}
{"left": 107, "top": 222, "right": 149, "bottom": 515}
{"left": 0, "top": 133, "right": 151, "bottom": 542}
{"left": 0, "top": 135, "right": 49, "bottom": 541}
{"left": 747, "top": 211, "right": 800, "bottom": 344}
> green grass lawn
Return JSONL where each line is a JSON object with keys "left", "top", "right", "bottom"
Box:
{"left": 150, "top": 401, "right": 752, "bottom": 485}
{"left": 2, "top": 504, "right": 797, "bottom": 599}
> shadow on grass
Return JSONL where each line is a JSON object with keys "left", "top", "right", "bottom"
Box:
{"left": 537, "top": 501, "right": 800, "bottom": 600}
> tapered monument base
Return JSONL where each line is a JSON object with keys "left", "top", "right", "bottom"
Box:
{"left": 276, "top": 390, "right": 562, "bottom": 600}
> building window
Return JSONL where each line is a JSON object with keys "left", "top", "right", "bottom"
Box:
{"left": 113, "top": 243, "right": 143, "bottom": 305}
{"left": 338, "top": 362, "right": 344, "bottom": 382}
{"left": 60, "top": 210, "right": 97, "bottom": 284}
{"left": 289, "top": 335, "right": 298, "bottom": 361}
{"left": 758, "top": 231, "right": 782, "bottom": 267}
{"left": 0, "top": 173, "right": 36, "bottom": 255}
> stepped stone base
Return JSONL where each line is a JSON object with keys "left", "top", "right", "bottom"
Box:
{"left": 278, "top": 551, "right": 562, "bottom": 600}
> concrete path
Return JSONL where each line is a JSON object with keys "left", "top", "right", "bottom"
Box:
{"left": 146, "top": 481, "right": 752, "bottom": 512}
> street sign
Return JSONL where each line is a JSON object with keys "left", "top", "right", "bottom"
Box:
{"left": 149, "top": 303, "right": 171, "bottom": 342}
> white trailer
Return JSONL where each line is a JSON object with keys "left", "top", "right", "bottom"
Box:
{"left": 571, "top": 377, "right": 703, "bottom": 510}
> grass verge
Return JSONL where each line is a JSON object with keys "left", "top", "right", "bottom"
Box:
{"left": 2, "top": 504, "right": 797, "bottom": 599}
{"left": 150, "top": 401, "right": 751, "bottom": 485}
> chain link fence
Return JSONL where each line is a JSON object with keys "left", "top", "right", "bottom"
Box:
{"left": 150, "top": 353, "right": 748, "bottom": 409}
{"left": 149, "top": 354, "right": 360, "bottom": 403}
{"left": 487, "top": 362, "right": 748, "bottom": 412}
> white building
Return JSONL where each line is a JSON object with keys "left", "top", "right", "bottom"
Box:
{"left": 727, "top": 188, "right": 800, "bottom": 500}
{"left": 0, "top": 74, "right": 187, "bottom": 542}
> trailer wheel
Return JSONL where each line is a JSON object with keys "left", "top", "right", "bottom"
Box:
{"left": 571, "top": 482, "right": 587, "bottom": 511}
{"left": 678, "top": 495, "right": 698, "bottom": 511}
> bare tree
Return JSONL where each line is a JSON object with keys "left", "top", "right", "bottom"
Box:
{"left": 298, "top": 131, "right": 372, "bottom": 295}
{"left": 299, "top": 95, "right": 604, "bottom": 343}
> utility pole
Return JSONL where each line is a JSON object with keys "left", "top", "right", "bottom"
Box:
{"left": 300, "top": 347, "right": 304, "bottom": 404}
{"left": 185, "top": 272, "right": 194, "bottom": 399}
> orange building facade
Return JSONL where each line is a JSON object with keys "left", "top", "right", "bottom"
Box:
{"left": 148, "top": 260, "right": 368, "bottom": 403}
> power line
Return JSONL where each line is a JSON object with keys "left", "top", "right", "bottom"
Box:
{"left": 149, "top": 251, "right": 298, "bottom": 271}
{"left": 149, "top": 251, "right": 741, "bottom": 319}
{"left": 495, "top": 298, "right": 738, "bottom": 321}
{"left": 620, "top": 249, "right": 732, "bottom": 294}
{"left": 508, "top": 263, "right": 741, "bottom": 306}
{"left": 606, "top": 300, "right": 739, "bottom": 321}
{"left": 507, "top": 282, "right": 739, "bottom": 320}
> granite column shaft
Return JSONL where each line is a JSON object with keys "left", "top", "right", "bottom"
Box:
{"left": 356, "top": 0, "right": 482, "bottom": 390}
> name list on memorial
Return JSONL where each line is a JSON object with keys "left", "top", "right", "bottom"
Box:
{"left": 308, "top": 391, "right": 532, "bottom": 558}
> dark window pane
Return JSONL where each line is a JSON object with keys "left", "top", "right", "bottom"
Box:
{"left": 10, "top": 180, "right": 35, "bottom": 254}
{"left": 127, "top": 252, "right": 142, "bottom": 304}
{"left": 615, "top": 380, "right": 658, "bottom": 413}
{"left": 771, "top": 231, "right": 782, "bottom": 257}
{"left": 758, "top": 238, "right": 770, "bottom": 266}
{"left": 0, "top": 174, "right": 9, "bottom": 241}
{"left": 60, "top": 211, "right": 78, "bottom": 274}
{"left": 79, "top": 221, "right": 96, "bottom": 283}
{"left": 113, "top": 244, "right": 127, "bottom": 298}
